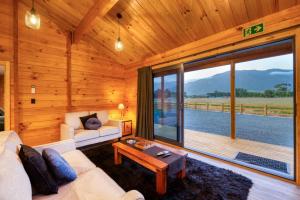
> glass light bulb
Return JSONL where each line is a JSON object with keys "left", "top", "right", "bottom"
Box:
{"left": 30, "top": 14, "right": 37, "bottom": 25}
{"left": 115, "top": 38, "right": 124, "bottom": 51}
{"left": 25, "top": 10, "right": 41, "bottom": 29}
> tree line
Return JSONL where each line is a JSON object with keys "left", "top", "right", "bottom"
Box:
{"left": 154, "top": 83, "right": 293, "bottom": 98}
{"left": 188, "top": 83, "right": 293, "bottom": 98}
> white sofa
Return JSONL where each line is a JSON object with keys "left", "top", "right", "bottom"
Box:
{"left": 0, "top": 131, "right": 144, "bottom": 200}
{"left": 61, "top": 111, "right": 122, "bottom": 147}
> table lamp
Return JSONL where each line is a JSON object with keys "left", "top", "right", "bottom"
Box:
{"left": 118, "top": 103, "right": 125, "bottom": 119}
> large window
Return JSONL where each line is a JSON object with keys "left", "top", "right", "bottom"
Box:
{"left": 153, "top": 38, "right": 295, "bottom": 179}
{"left": 184, "top": 65, "right": 231, "bottom": 147}
{"left": 235, "top": 54, "right": 294, "bottom": 178}
{"left": 153, "top": 72, "right": 179, "bottom": 142}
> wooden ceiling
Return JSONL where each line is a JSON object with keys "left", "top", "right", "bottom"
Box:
{"left": 20, "top": 0, "right": 300, "bottom": 65}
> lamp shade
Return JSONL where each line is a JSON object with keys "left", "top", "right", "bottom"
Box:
{"left": 25, "top": 9, "right": 41, "bottom": 29}
{"left": 118, "top": 103, "right": 125, "bottom": 110}
{"left": 115, "top": 37, "right": 124, "bottom": 51}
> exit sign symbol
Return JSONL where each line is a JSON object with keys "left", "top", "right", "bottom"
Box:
{"left": 243, "top": 23, "right": 264, "bottom": 37}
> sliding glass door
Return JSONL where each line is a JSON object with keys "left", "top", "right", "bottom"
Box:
{"left": 153, "top": 69, "right": 182, "bottom": 144}
{"left": 235, "top": 53, "right": 294, "bottom": 178}
{"left": 153, "top": 38, "right": 295, "bottom": 180}
{"left": 182, "top": 38, "right": 295, "bottom": 179}
{"left": 184, "top": 65, "right": 231, "bottom": 153}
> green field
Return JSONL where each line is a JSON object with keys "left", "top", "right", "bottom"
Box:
{"left": 183, "top": 97, "right": 293, "bottom": 117}
{"left": 185, "top": 97, "right": 293, "bottom": 106}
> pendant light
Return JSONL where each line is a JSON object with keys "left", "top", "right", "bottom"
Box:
{"left": 25, "top": 0, "right": 41, "bottom": 30}
{"left": 115, "top": 13, "right": 124, "bottom": 52}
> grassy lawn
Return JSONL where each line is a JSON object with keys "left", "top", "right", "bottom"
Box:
{"left": 184, "top": 97, "right": 293, "bottom": 106}
{"left": 184, "top": 97, "right": 293, "bottom": 116}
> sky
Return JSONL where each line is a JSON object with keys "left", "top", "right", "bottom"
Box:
{"left": 184, "top": 54, "right": 293, "bottom": 82}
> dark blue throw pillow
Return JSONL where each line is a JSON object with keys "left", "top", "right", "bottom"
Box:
{"left": 80, "top": 113, "right": 98, "bottom": 129}
{"left": 19, "top": 145, "right": 58, "bottom": 195}
{"left": 42, "top": 148, "right": 77, "bottom": 185}
{"left": 85, "top": 117, "right": 102, "bottom": 130}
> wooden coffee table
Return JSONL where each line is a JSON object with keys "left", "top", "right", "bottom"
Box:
{"left": 112, "top": 138, "right": 187, "bottom": 195}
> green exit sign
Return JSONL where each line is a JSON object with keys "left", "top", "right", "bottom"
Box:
{"left": 243, "top": 23, "right": 264, "bottom": 37}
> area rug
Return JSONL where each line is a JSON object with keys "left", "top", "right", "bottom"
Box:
{"left": 80, "top": 144, "right": 253, "bottom": 200}
{"left": 235, "top": 152, "right": 288, "bottom": 174}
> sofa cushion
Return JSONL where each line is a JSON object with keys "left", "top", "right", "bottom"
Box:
{"left": 0, "top": 149, "right": 32, "bottom": 200}
{"left": 43, "top": 148, "right": 77, "bottom": 185}
{"left": 99, "top": 126, "right": 120, "bottom": 137}
{"left": 19, "top": 145, "right": 58, "bottom": 195}
{"left": 74, "top": 130, "right": 99, "bottom": 142}
{"left": 33, "top": 168, "right": 125, "bottom": 200}
{"left": 62, "top": 150, "right": 96, "bottom": 175}
{"left": 79, "top": 113, "right": 97, "bottom": 130}
{"left": 85, "top": 118, "right": 102, "bottom": 130}
{"left": 90, "top": 110, "right": 109, "bottom": 125}
{"left": 0, "top": 131, "right": 22, "bottom": 153}
{"left": 65, "top": 111, "right": 89, "bottom": 129}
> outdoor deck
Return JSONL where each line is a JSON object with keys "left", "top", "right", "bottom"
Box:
{"left": 184, "top": 129, "right": 294, "bottom": 178}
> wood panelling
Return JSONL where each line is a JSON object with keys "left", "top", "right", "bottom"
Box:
{"left": 0, "top": 74, "right": 4, "bottom": 108}
{"left": 0, "top": 1, "right": 125, "bottom": 145}
{"left": 17, "top": 2, "right": 67, "bottom": 145}
{"left": 19, "top": 0, "right": 300, "bottom": 65}
{"left": 73, "top": 0, "right": 119, "bottom": 44}
{"left": 70, "top": 40, "right": 125, "bottom": 118}
{"left": 0, "top": 0, "right": 14, "bottom": 62}
{"left": 0, "top": 0, "right": 16, "bottom": 131}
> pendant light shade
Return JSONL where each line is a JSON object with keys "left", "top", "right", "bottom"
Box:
{"left": 115, "top": 37, "right": 124, "bottom": 51}
{"left": 115, "top": 13, "right": 124, "bottom": 51}
{"left": 25, "top": 0, "right": 40, "bottom": 30}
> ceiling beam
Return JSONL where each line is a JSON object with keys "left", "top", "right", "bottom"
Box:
{"left": 72, "top": 0, "right": 119, "bottom": 44}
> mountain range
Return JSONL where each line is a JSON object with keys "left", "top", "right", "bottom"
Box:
{"left": 184, "top": 69, "right": 293, "bottom": 96}
{"left": 154, "top": 69, "right": 293, "bottom": 96}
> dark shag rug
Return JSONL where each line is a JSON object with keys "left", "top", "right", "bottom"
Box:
{"left": 80, "top": 143, "right": 253, "bottom": 200}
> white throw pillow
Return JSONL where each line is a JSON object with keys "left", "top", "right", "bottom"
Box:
{"left": 65, "top": 111, "right": 89, "bottom": 129}
{"left": 89, "top": 110, "right": 109, "bottom": 125}
{"left": 0, "top": 149, "right": 32, "bottom": 200}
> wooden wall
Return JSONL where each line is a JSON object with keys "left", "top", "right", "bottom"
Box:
{"left": 17, "top": 2, "right": 68, "bottom": 144}
{"left": 0, "top": 0, "right": 13, "bottom": 62}
{"left": 70, "top": 41, "right": 125, "bottom": 118}
{"left": 0, "top": 74, "right": 4, "bottom": 108}
{"left": 0, "top": 1, "right": 125, "bottom": 145}
{"left": 0, "top": 0, "right": 15, "bottom": 130}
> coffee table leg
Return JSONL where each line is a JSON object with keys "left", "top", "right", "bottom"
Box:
{"left": 114, "top": 147, "right": 122, "bottom": 165}
{"left": 177, "top": 157, "right": 186, "bottom": 179}
{"left": 156, "top": 169, "right": 167, "bottom": 195}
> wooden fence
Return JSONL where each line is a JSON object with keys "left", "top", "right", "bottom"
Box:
{"left": 184, "top": 102, "right": 293, "bottom": 117}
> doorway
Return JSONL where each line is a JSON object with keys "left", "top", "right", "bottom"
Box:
{"left": 0, "top": 61, "right": 11, "bottom": 131}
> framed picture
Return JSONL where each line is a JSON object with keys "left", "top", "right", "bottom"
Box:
{"left": 123, "top": 120, "right": 132, "bottom": 136}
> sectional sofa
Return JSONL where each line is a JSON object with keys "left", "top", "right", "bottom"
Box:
{"left": 0, "top": 131, "right": 144, "bottom": 200}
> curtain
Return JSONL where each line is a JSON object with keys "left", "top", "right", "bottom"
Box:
{"left": 136, "top": 66, "right": 154, "bottom": 140}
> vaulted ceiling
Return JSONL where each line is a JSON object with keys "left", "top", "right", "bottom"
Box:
{"left": 20, "top": 0, "right": 300, "bottom": 65}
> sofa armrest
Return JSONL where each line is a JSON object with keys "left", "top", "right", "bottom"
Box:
{"left": 33, "top": 139, "right": 76, "bottom": 154}
{"left": 60, "top": 123, "right": 75, "bottom": 140}
{"left": 121, "top": 190, "right": 144, "bottom": 200}
{"left": 106, "top": 119, "right": 123, "bottom": 135}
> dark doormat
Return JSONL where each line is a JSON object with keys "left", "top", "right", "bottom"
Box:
{"left": 81, "top": 144, "right": 253, "bottom": 200}
{"left": 235, "top": 152, "right": 288, "bottom": 174}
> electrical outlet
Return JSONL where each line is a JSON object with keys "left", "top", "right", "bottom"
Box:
{"left": 31, "top": 98, "right": 36, "bottom": 104}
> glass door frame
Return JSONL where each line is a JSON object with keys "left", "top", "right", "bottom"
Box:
{"left": 152, "top": 64, "right": 184, "bottom": 146}
{"left": 152, "top": 37, "right": 296, "bottom": 180}
{"left": 182, "top": 37, "right": 296, "bottom": 180}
